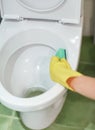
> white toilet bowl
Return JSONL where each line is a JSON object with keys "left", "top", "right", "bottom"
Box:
{"left": 0, "top": 0, "right": 83, "bottom": 129}
{"left": 0, "top": 20, "right": 82, "bottom": 129}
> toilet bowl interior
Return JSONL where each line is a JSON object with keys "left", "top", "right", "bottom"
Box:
{"left": 4, "top": 44, "right": 56, "bottom": 97}
{"left": 0, "top": 23, "right": 81, "bottom": 98}
{"left": 0, "top": 29, "right": 67, "bottom": 98}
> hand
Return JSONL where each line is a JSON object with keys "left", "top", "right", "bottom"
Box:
{"left": 50, "top": 56, "right": 82, "bottom": 91}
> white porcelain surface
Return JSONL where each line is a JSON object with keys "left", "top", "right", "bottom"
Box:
{"left": 0, "top": 20, "right": 82, "bottom": 129}
{"left": 20, "top": 94, "right": 67, "bottom": 129}
{"left": 0, "top": 0, "right": 83, "bottom": 129}
{"left": 1, "top": 0, "right": 82, "bottom": 24}
{"left": 17, "top": 0, "right": 65, "bottom": 12}
{"left": 10, "top": 45, "right": 56, "bottom": 97}
{"left": 0, "top": 21, "right": 69, "bottom": 129}
{"left": 0, "top": 16, "right": 83, "bottom": 130}
{"left": 0, "top": 20, "right": 83, "bottom": 71}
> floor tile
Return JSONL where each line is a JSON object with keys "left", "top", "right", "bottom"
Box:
{"left": 80, "top": 37, "right": 95, "bottom": 63}
{"left": 84, "top": 123, "right": 95, "bottom": 130}
{"left": 9, "top": 119, "right": 27, "bottom": 130}
{"left": 55, "top": 91, "right": 95, "bottom": 129}
{"left": 0, "top": 104, "right": 13, "bottom": 116}
{"left": 14, "top": 111, "right": 20, "bottom": 118}
{"left": 78, "top": 62, "right": 95, "bottom": 77}
{"left": 0, "top": 116, "right": 11, "bottom": 130}
{"left": 45, "top": 123, "right": 83, "bottom": 130}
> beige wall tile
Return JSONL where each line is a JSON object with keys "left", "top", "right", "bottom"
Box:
{"left": 83, "top": 0, "right": 95, "bottom": 36}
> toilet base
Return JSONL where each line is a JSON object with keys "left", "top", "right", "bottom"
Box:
{"left": 20, "top": 94, "right": 67, "bottom": 130}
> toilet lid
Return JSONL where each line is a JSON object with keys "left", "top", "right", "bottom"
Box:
{"left": 17, "top": 0, "right": 65, "bottom": 12}
{"left": 1, "top": 0, "right": 82, "bottom": 24}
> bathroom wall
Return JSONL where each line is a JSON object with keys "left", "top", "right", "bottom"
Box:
{"left": 0, "top": 3, "right": 1, "bottom": 23}
{"left": 83, "top": 0, "right": 95, "bottom": 36}
{"left": 0, "top": 1, "right": 1, "bottom": 16}
{"left": 0, "top": 0, "right": 1, "bottom": 21}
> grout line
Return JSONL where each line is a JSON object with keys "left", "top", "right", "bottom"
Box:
{"left": 7, "top": 111, "right": 19, "bottom": 130}
{"left": 55, "top": 123, "right": 84, "bottom": 129}
{"left": 0, "top": 113, "right": 19, "bottom": 120}
{"left": 80, "top": 61, "right": 95, "bottom": 65}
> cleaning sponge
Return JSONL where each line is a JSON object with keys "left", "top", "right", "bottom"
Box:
{"left": 55, "top": 48, "right": 67, "bottom": 59}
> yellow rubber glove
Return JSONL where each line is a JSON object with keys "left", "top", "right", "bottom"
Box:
{"left": 50, "top": 56, "right": 82, "bottom": 91}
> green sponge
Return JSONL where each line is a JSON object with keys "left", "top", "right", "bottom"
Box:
{"left": 56, "top": 48, "right": 67, "bottom": 59}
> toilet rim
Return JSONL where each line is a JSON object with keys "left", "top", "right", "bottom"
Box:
{"left": 0, "top": 82, "right": 66, "bottom": 112}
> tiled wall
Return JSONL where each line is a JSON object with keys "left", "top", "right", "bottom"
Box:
{"left": 83, "top": 0, "right": 95, "bottom": 36}
{"left": 0, "top": 1, "right": 1, "bottom": 13}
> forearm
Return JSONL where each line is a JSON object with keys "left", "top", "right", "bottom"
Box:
{"left": 68, "top": 75, "right": 95, "bottom": 100}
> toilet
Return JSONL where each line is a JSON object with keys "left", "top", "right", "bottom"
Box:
{"left": 0, "top": 0, "right": 83, "bottom": 129}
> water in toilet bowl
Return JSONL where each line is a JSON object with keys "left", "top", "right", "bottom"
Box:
{"left": 24, "top": 86, "right": 46, "bottom": 98}
{"left": 3, "top": 44, "right": 56, "bottom": 97}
